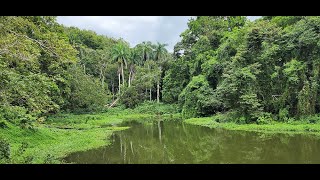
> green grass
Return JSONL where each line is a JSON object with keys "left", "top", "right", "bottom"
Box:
{"left": 0, "top": 111, "right": 158, "bottom": 163}
{"left": 5, "top": 100, "right": 319, "bottom": 164}
{"left": 0, "top": 102, "right": 180, "bottom": 164}
{"left": 46, "top": 112, "right": 154, "bottom": 128}
{"left": 184, "top": 116, "right": 320, "bottom": 135}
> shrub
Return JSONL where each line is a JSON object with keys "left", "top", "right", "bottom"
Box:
{"left": 19, "top": 114, "right": 36, "bottom": 130}
{"left": 120, "top": 86, "right": 145, "bottom": 108}
{"left": 65, "top": 66, "right": 111, "bottom": 112}
{"left": 212, "top": 112, "right": 232, "bottom": 123}
{"left": 179, "top": 75, "right": 221, "bottom": 118}
{"left": 279, "top": 108, "right": 289, "bottom": 122}
{"left": 0, "top": 105, "right": 28, "bottom": 123}
{"left": 257, "top": 112, "right": 274, "bottom": 125}
{"left": 0, "top": 105, "right": 36, "bottom": 129}
{"left": 302, "top": 115, "right": 320, "bottom": 124}
{"left": 0, "top": 119, "right": 8, "bottom": 129}
{"left": 17, "top": 142, "right": 29, "bottom": 155}
{"left": 235, "top": 116, "right": 246, "bottom": 124}
{"left": 0, "top": 138, "right": 10, "bottom": 161}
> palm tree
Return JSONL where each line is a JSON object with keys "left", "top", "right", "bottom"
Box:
{"left": 136, "top": 42, "right": 154, "bottom": 99}
{"left": 144, "top": 60, "right": 157, "bottom": 101}
{"left": 154, "top": 42, "right": 168, "bottom": 103}
{"left": 154, "top": 42, "right": 168, "bottom": 62}
{"left": 111, "top": 42, "right": 129, "bottom": 94}
{"left": 128, "top": 48, "right": 141, "bottom": 87}
{"left": 117, "top": 66, "right": 121, "bottom": 94}
{"left": 140, "top": 41, "right": 154, "bottom": 63}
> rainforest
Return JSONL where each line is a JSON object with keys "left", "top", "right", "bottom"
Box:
{"left": 1, "top": 16, "right": 320, "bottom": 164}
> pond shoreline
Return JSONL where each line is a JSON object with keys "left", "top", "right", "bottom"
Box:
{"left": 66, "top": 119, "right": 320, "bottom": 164}
{"left": 0, "top": 113, "right": 154, "bottom": 164}
{"left": 184, "top": 116, "right": 320, "bottom": 136}
{"left": 2, "top": 112, "right": 320, "bottom": 163}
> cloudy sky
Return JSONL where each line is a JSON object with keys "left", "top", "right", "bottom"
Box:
{"left": 57, "top": 16, "right": 261, "bottom": 52}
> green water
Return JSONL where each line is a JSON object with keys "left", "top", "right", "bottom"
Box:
{"left": 64, "top": 120, "right": 320, "bottom": 164}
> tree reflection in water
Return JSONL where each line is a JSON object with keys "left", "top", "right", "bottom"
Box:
{"left": 65, "top": 120, "right": 320, "bottom": 164}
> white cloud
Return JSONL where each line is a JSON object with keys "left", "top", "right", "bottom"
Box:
{"left": 57, "top": 16, "right": 191, "bottom": 52}
{"left": 57, "top": 16, "right": 262, "bottom": 52}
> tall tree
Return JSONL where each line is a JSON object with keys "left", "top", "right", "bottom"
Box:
{"left": 154, "top": 42, "right": 168, "bottom": 103}
{"left": 140, "top": 41, "right": 153, "bottom": 63}
{"left": 111, "top": 42, "right": 129, "bottom": 94}
{"left": 128, "top": 48, "right": 141, "bottom": 87}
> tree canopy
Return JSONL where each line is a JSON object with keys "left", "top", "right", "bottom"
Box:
{"left": 1, "top": 16, "right": 320, "bottom": 127}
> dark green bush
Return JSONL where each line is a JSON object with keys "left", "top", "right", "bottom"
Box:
{"left": 279, "top": 108, "right": 289, "bottom": 122}
{"left": 0, "top": 138, "right": 10, "bottom": 161}
{"left": 302, "top": 115, "right": 320, "bottom": 124}
{"left": 0, "top": 119, "right": 8, "bottom": 129}
{"left": 0, "top": 105, "right": 28, "bottom": 123}
{"left": 65, "top": 66, "right": 111, "bottom": 113}
{"left": 0, "top": 105, "right": 36, "bottom": 129}
{"left": 179, "top": 75, "right": 221, "bottom": 118}
{"left": 120, "top": 86, "right": 145, "bottom": 108}
{"left": 257, "top": 112, "right": 274, "bottom": 125}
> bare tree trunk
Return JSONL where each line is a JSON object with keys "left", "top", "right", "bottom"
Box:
{"left": 121, "top": 62, "right": 125, "bottom": 86}
{"left": 118, "top": 73, "right": 121, "bottom": 94}
{"left": 157, "top": 66, "right": 162, "bottom": 103}
{"left": 148, "top": 63, "right": 152, "bottom": 101}
{"left": 102, "top": 74, "right": 105, "bottom": 89}
{"left": 128, "top": 65, "right": 135, "bottom": 87}
{"left": 149, "top": 88, "right": 152, "bottom": 101}
{"left": 100, "top": 67, "right": 105, "bottom": 89}
{"left": 131, "top": 71, "right": 135, "bottom": 82}
{"left": 128, "top": 70, "right": 131, "bottom": 87}
{"left": 83, "top": 64, "right": 86, "bottom": 74}
{"left": 157, "top": 80, "right": 160, "bottom": 103}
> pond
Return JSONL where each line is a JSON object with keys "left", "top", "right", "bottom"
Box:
{"left": 64, "top": 120, "right": 320, "bottom": 164}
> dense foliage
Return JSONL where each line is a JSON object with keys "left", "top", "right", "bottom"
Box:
{"left": 0, "top": 16, "right": 172, "bottom": 128}
{"left": 2, "top": 16, "right": 320, "bottom": 164}
{"left": 166, "top": 16, "right": 320, "bottom": 122}
{"left": 0, "top": 16, "right": 77, "bottom": 127}
{"left": 1, "top": 16, "right": 320, "bottom": 128}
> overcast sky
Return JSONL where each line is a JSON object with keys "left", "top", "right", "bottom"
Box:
{"left": 57, "top": 16, "right": 261, "bottom": 52}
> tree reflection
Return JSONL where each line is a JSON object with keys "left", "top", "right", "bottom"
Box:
{"left": 65, "top": 121, "right": 320, "bottom": 164}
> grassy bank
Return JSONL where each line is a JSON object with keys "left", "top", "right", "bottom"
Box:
{"left": 0, "top": 122, "right": 129, "bottom": 164}
{"left": 184, "top": 116, "right": 320, "bottom": 135}
{"left": 0, "top": 102, "right": 180, "bottom": 164}
{"left": 0, "top": 113, "right": 147, "bottom": 164}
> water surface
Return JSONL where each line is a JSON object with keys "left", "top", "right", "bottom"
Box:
{"left": 65, "top": 120, "right": 320, "bottom": 164}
